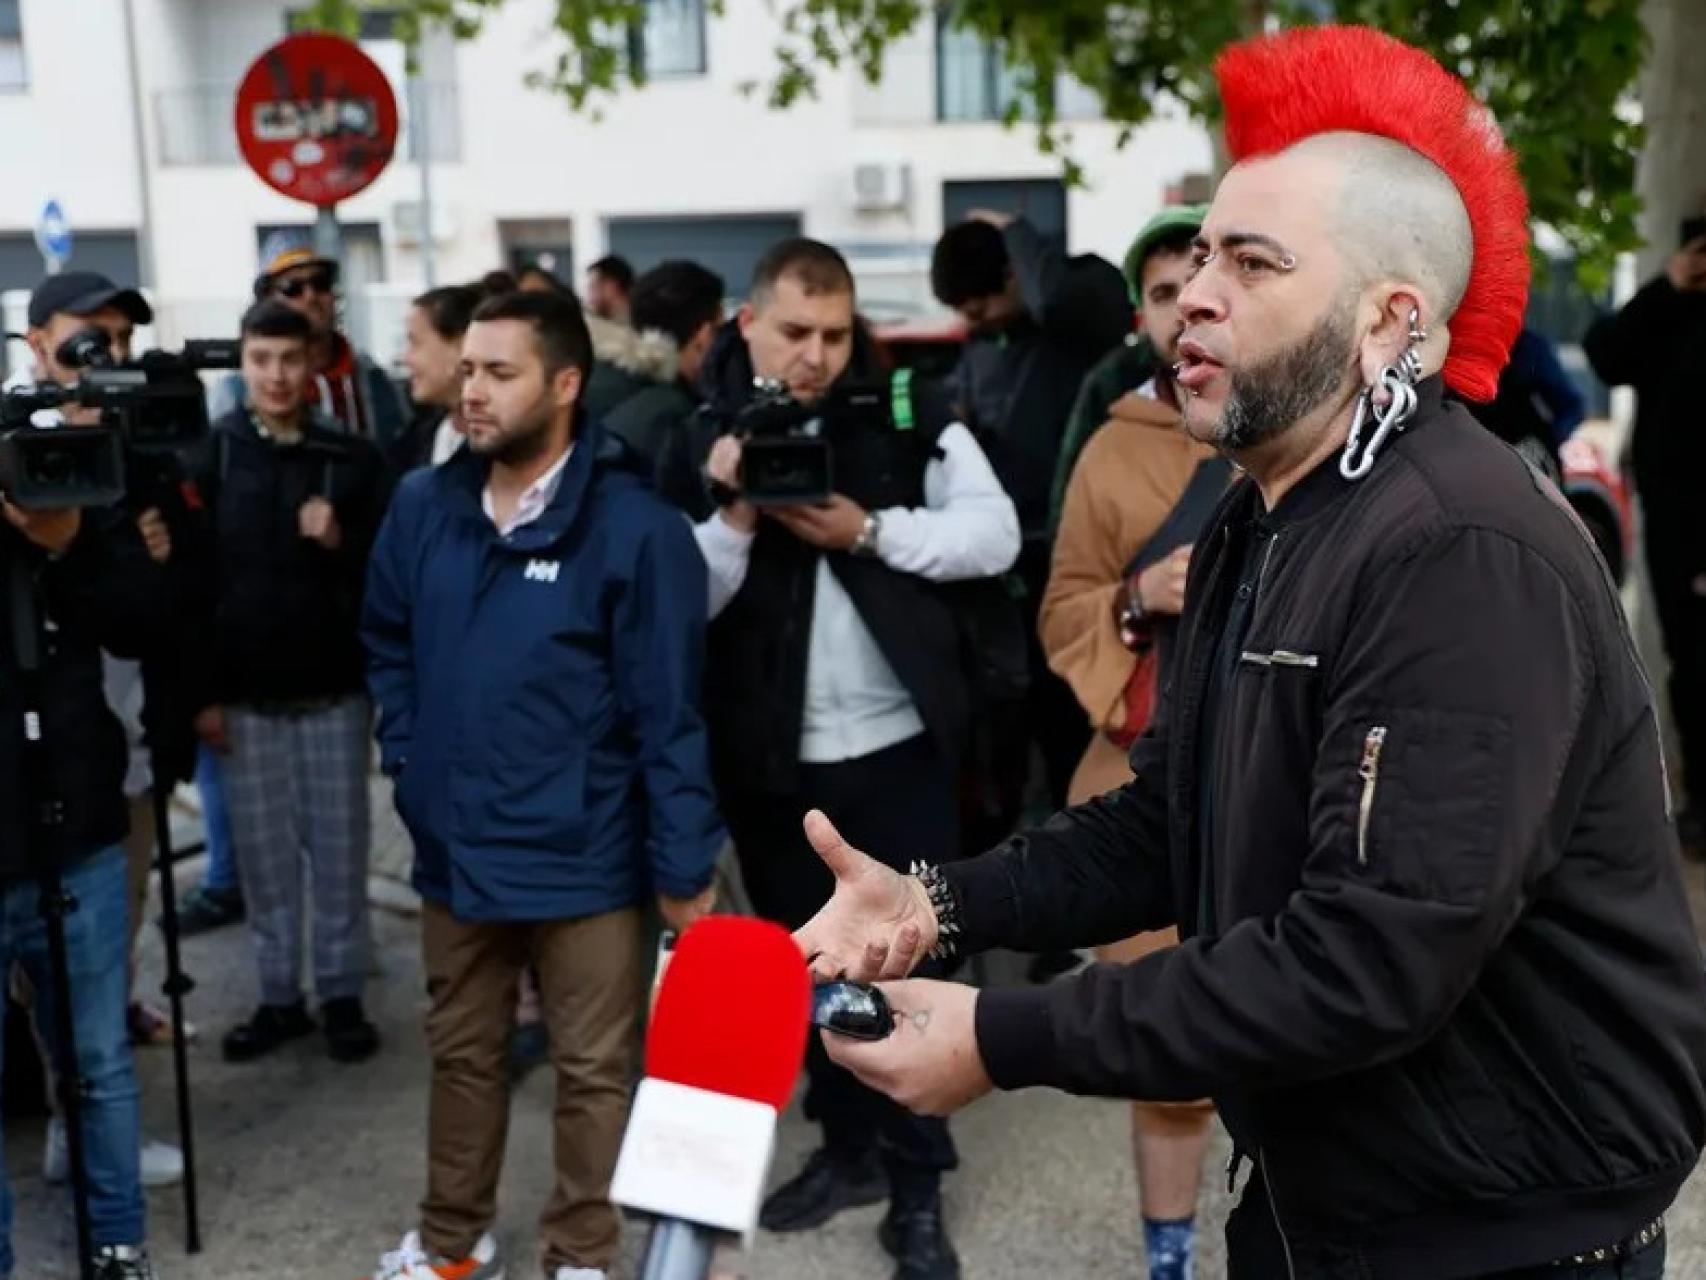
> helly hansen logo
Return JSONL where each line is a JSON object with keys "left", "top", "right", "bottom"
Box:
{"left": 523, "top": 559, "right": 560, "bottom": 584}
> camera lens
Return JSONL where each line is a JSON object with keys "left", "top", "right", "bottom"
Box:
{"left": 25, "top": 444, "right": 80, "bottom": 488}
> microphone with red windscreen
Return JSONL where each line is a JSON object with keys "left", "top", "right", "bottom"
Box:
{"left": 611, "top": 915, "right": 811, "bottom": 1280}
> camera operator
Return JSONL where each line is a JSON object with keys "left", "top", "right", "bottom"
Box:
{"left": 20, "top": 272, "right": 195, "bottom": 1184}
{"left": 0, "top": 274, "right": 175, "bottom": 1278}
{"left": 191, "top": 300, "right": 386, "bottom": 1067}
{"left": 690, "top": 240, "right": 1018, "bottom": 1280}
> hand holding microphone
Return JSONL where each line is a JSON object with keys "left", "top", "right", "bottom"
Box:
{"left": 791, "top": 810, "right": 996, "bottom": 1120}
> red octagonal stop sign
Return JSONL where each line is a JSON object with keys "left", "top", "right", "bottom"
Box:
{"left": 234, "top": 33, "right": 399, "bottom": 207}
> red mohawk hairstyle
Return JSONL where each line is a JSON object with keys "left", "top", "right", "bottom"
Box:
{"left": 1215, "top": 25, "right": 1529, "bottom": 402}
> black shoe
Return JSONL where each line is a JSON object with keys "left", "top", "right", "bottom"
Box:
{"left": 165, "top": 884, "right": 245, "bottom": 936}
{"left": 221, "top": 1001, "right": 315, "bottom": 1062}
{"left": 322, "top": 997, "right": 380, "bottom": 1063}
{"left": 879, "top": 1200, "right": 961, "bottom": 1280}
{"left": 759, "top": 1147, "right": 886, "bottom": 1233}
{"left": 89, "top": 1243, "right": 156, "bottom": 1279}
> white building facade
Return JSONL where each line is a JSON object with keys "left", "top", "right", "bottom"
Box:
{"left": 1, "top": 0, "right": 1213, "bottom": 365}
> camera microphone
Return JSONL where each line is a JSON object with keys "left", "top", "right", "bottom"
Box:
{"left": 611, "top": 915, "right": 810, "bottom": 1280}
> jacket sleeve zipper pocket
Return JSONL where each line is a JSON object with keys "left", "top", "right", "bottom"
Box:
{"left": 1356, "top": 725, "right": 1388, "bottom": 866}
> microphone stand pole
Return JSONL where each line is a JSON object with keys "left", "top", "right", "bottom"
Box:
{"left": 147, "top": 748, "right": 201, "bottom": 1251}
{"left": 637, "top": 1219, "right": 716, "bottom": 1280}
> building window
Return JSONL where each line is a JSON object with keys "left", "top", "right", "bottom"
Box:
{"left": 287, "top": 7, "right": 402, "bottom": 39}
{"left": 630, "top": 0, "right": 707, "bottom": 79}
{"left": 0, "top": 0, "right": 27, "bottom": 91}
{"left": 935, "top": 9, "right": 1030, "bottom": 123}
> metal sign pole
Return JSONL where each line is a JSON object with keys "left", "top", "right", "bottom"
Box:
{"left": 312, "top": 204, "right": 344, "bottom": 269}
{"left": 409, "top": 73, "right": 437, "bottom": 288}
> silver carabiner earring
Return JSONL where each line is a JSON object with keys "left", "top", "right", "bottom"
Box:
{"left": 1340, "top": 310, "right": 1425, "bottom": 482}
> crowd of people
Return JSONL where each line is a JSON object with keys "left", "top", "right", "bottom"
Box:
{"left": 1, "top": 26, "right": 1704, "bottom": 1280}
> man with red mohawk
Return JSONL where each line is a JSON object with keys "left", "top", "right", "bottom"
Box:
{"left": 790, "top": 26, "right": 1706, "bottom": 1279}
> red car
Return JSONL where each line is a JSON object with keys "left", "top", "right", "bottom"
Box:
{"left": 1559, "top": 430, "right": 1635, "bottom": 586}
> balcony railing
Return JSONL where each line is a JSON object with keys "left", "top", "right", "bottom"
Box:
{"left": 154, "top": 79, "right": 462, "bottom": 167}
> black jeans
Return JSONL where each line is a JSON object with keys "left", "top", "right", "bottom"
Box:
{"left": 1226, "top": 1168, "right": 1666, "bottom": 1279}
{"left": 723, "top": 734, "right": 960, "bottom": 1189}
{"left": 1019, "top": 540, "right": 1092, "bottom": 815}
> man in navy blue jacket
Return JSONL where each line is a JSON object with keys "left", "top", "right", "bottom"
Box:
{"left": 361, "top": 290, "right": 724, "bottom": 1280}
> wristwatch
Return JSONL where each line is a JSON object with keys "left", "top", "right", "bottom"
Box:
{"left": 1118, "top": 581, "right": 1150, "bottom": 652}
{"left": 850, "top": 511, "right": 884, "bottom": 558}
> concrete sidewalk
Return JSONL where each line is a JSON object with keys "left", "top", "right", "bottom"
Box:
{"left": 9, "top": 868, "right": 1706, "bottom": 1278}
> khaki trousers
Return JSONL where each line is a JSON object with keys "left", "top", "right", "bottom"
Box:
{"left": 420, "top": 901, "right": 643, "bottom": 1272}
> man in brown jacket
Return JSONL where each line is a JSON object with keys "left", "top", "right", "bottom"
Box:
{"left": 1040, "top": 204, "right": 1222, "bottom": 1280}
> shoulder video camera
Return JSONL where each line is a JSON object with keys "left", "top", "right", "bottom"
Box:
{"left": 733, "top": 378, "right": 891, "bottom": 507}
{"left": 0, "top": 330, "right": 238, "bottom": 510}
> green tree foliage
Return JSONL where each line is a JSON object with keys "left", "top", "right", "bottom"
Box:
{"left": 303, "top": 0, "right": 1645, "bottom": 286}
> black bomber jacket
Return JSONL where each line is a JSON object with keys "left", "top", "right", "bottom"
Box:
{"left": 951, "top": 380, "right": 1706, "bottom": 1277}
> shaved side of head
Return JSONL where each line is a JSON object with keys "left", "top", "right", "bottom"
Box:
{"left": 1290, "top": 132, "right": 1474, "bottom": 326}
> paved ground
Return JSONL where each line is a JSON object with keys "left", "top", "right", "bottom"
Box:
{"left": 10, "top": 828, "right": 1706, "bottom": 1278}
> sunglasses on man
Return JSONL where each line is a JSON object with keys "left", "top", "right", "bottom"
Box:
{"left": 273, "top": 270, "right": 336, "bottom": 300}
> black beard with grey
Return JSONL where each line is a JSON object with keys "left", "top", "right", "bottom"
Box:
{"left": 1214, "top": 300, "right": 1358, "bottom": 450}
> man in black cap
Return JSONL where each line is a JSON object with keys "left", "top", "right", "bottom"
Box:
{"left": 23, "top": 271, "right": 152, "bottom": 392}
{"left": 0, "top": 270, "right": 173, "bottom": 1279}
{"left": 19, "top": 268, "right": 196, "bottom": 1189}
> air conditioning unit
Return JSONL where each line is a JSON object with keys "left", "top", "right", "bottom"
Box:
{"left": 852, "top": 162, "right": 912, "bottom": 213}
{"left": 391, "top": 199, "right": 456, "bottom": 246}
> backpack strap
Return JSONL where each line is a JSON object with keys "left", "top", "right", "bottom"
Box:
{"left": 889, "top": 366, "right": 951, "bottom": 461}
{"left": 890, "top": 367, "right": 917, "bottom": 432}
{"left": 1123, "top": 456, "right": 1236, "bottom": 579}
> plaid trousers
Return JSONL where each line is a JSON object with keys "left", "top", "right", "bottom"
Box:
{"left": 224, "top": 696, "right": 372, "bottom": 1007}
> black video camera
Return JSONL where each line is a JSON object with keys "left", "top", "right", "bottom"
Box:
{"left": 733, "top": 378, "right": 891, "bottom": 507}
{"left": 0, "top": 335, "right": 237, "bottom": 510}
{"left": 0, "top": 385, "right": 125, "bottom": 509}
{"left": 54, "top": 327, "right": 238, "bottom": 453}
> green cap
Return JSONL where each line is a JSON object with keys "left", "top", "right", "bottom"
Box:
{"left": 1121, "top": 203, "right": 1209, "bottom": 304}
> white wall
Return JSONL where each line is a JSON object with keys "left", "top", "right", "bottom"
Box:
{"left": 112, "top": 0, "right": 1213, "bottom": 356}
{"left": 0, "top": 0, "right": 144, "bottom": 235}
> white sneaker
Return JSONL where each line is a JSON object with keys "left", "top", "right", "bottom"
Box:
{"left": 140, "top": 1138, "right": 183, "bottom": 1188}
{"left": 552, "top": 1269, "right": 607, "bottom": 1280}
{"left": 372, "top": 1229, "right": 504, "bottom": 1279}
{"left": 44, "top": 1119, "right": 184, "bottom": 1188}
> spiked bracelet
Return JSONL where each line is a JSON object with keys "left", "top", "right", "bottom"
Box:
{"left": 910, "top": 860, "right": 962, "bottom": 960}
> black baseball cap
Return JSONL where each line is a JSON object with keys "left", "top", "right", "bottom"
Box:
{"left": 27, "top": 270, "right": 153, "bottom": 328}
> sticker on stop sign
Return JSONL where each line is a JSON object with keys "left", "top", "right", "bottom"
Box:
{"left": 234, "top": 33, "right": 400, "bottom": 207}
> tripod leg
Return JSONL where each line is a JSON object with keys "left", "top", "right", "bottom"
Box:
{"left": 39, "top": 870, "right": 96, "bottom": 1280}
{"left": 150, "top": 784, "right": 202, "bottom": 1253}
